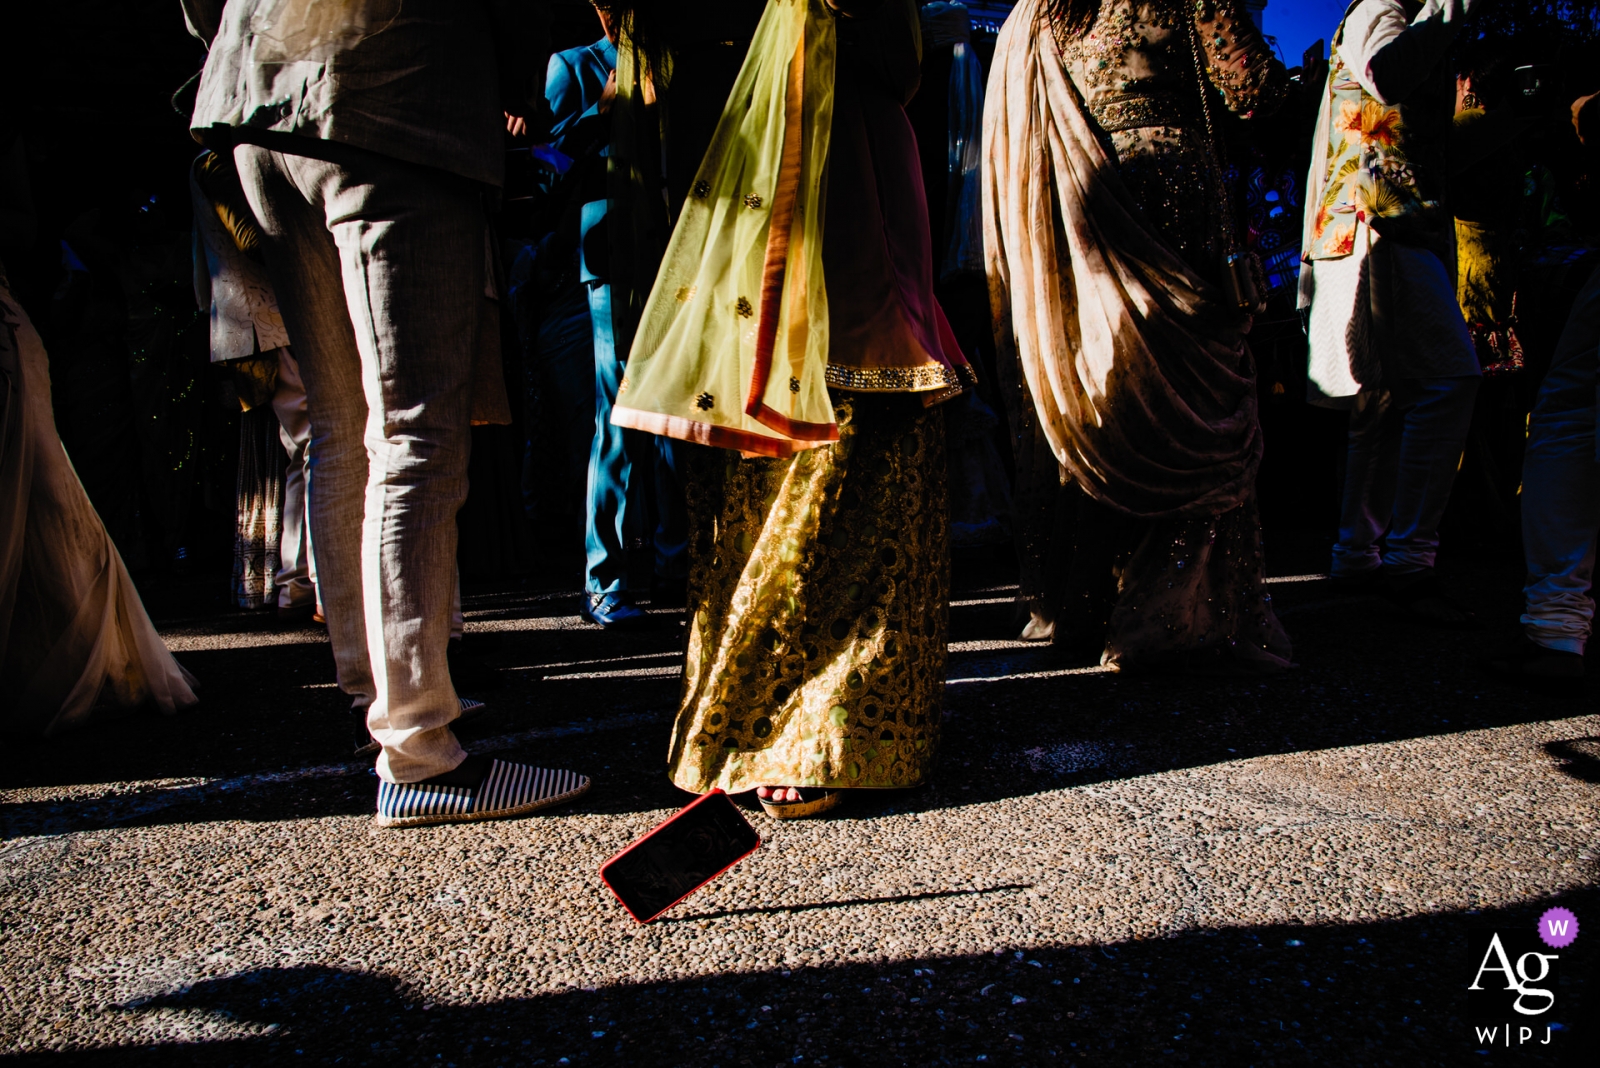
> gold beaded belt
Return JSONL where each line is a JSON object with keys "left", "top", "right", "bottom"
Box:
{"left": 1089, "top": 92, "right": 1193, "bottom": 133}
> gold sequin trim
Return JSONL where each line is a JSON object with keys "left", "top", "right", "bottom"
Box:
{"left": 743, "top": 193, "right": 763, "bottom": 209}
{"left": 823, "top": 362, "right": 976, "bottom": 393}
{"left": 1088, "top": 92, "right": 1192, "bottom": 133}
{"left": 735, "top": 296, "right": 753, "bottom": 318}
{"left": 788, "top": 376, "right": 801, "bottom": 394}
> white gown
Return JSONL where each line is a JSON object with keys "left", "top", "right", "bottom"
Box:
{"left": 0, "top": 276, "right": 199, "bottom": 735}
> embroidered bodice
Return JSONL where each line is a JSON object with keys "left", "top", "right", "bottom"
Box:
{"left": 1056, "top": 0, "right": 1284, "bottom": 120}
{"left": 1050, "top": 0, "right": 1286, "bottom": 270}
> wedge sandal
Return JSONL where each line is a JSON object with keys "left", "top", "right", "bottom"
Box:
{"left": 758, "top": 788, "right": 844, "bottom": 820}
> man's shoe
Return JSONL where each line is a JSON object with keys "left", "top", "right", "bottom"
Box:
{"left": 1486, "top": 637, "right": 1585, "bottom": 694}
{"left": 1379, "top": 570, "right": 1480, "bottom": 629}
{"left": 353, "top": 697, "right": 486, "bottom": 757}
{"left": 578, "top": 591, "right": 652, "bottom": 630}
{"left": 277, "top": 602, "right": 317, "bottom": 625}
{"left": 374, "top": 753, "right": 590, "bottom": 828}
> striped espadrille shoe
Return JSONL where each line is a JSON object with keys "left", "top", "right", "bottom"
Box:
{"left": 375, "top": 755, "right": 590, "bottom": 829}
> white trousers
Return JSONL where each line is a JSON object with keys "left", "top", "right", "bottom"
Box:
{"left": 1332, "top": 375, "right": 1479, "bottom": 577}
{"left": 237, "top": 140, "right": 486, "bottom": 783}
{"left": 271, "top": 348, "right": 318, "bottom": 611}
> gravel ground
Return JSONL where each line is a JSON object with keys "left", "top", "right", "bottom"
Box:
{"left": 1, "top": 550, "right": 1595, "bottom": 1067}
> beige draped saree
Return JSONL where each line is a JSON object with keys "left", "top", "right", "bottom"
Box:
{"left": 982, "top": 0, "right": 1289, "bottom": 672}
{"left": 983, "top": 0, "right": 1262, "bottom": 519}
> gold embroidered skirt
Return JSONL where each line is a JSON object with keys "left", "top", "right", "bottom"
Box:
{"left": 667, "top": 392, "right": 949, "bottom": 794}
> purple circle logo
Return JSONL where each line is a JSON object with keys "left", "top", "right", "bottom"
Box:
{"left": 1538, "top": 907, "right": 1578, "bottom": 949}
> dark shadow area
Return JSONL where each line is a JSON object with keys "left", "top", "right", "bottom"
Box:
{"left": 0, "top": 608, "right": 682, "bottom": 795}
{"left": 3, "top": 892, "right": 1590, "bottom": 1067}
{"left": 0, "top": 774, "right": 376, "bottom": 841}
{"left": 0, "top": 696, "right": 688, "bottom": 840}
{"left": 6, "top": 561, "right": 1597, "bottom": 835}
{"left": 666, "top": 883, "right": 1035, "bottom": 924}
{"left": 1544, "top": 737, "right": 1600, "bottom": 784}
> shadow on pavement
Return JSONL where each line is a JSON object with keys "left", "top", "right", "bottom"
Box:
{"left": 1545, "top": 738, "right": 1600, "bottom": 784}
{"left": 2, "top": 891, "right": 1589, "bottom": 1067}
{"left": 6, "top": 657, "right": 1596, "bottom": 839}
{"left": 665, "top": 883, "right": 1036, "bottom": 924}
{"left": 5, "top": 565, "right": 1596, "bottom": 836}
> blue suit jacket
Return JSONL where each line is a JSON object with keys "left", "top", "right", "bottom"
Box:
{"left": 546, "top": 37, "right": 617, "bottom": 285}
{"left": 546, "top": 37, "right": 617, "bottom": 159}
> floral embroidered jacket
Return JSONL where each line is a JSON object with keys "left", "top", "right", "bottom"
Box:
{"left": 1305, "top": 1, "right": 1458, "bottom": 263}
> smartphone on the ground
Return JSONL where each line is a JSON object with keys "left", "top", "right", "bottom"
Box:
{"left": 600, "top": 789, "right": 761, "bottom": 923}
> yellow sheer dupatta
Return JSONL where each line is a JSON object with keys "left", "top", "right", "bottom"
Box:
{"left": 610, "top": 0, "right": 838, "bottom": 458}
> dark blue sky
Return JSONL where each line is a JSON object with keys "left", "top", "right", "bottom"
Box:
{"left": 1261, "top": 0, "right": 1351, "bottom": 65}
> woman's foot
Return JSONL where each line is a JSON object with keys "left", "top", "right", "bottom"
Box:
{"left": 755, "top": 786, "right": 844, "bottom": 819}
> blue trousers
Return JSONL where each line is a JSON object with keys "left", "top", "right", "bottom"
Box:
{"left": 519, "top": 277, "right": 599, "bottom": 527}
{"left": 584, "top": 282, "right": 687, "bottom": 596}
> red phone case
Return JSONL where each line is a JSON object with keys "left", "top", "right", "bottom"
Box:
{"left": 599, "top": 789, "right": 762, "bottom": 923}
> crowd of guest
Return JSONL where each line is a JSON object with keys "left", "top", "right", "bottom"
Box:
{"left": 1, "top": 0, "right": 1597, "bottom": 827}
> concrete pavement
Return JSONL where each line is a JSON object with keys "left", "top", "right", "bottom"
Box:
{"left": 1, "top": 559, "right": 1595, "bottom": 1066}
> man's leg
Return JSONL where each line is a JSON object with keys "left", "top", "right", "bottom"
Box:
{"left": 306, "top": 153, "right": 482, "bottom": 784}
{"left": 652, "top": 435, "right": 688, "bottom": 590}
{"left": 271, "top": 347, "right": 316, "bottom": 612}
{"left": 581, "top": 280, "right": 645, "bottom": 626}
{"left": 536, "top": 281, "right": 598, "bottom": 528}
{"left": 450, "top": 569, "right": 464, "bottom": 640}
{"left": 1381, "top": 375, "right": 1480, "bottom": 575}
{"left": 1331, "top": 388, "right": 1400, "bottom": 580}
{"left": 1522, "top": 267, "right": 1600, "bottom": 653}
{"left": 243, "top": 141, "right": 481, "bottom": 782}
{"left": 242, "top": 142, "right": 589, "bottom": 820}
{"left": 235, "top": 145, "right": 375, "bottom": 711}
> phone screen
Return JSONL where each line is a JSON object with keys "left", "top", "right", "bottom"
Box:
{"left": 600, "top": 790, "right": 761, "bottom": 923}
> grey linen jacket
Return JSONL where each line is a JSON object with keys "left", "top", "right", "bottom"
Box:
{"left": 183, "top": 0, "right": 546, "bottom": 188}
